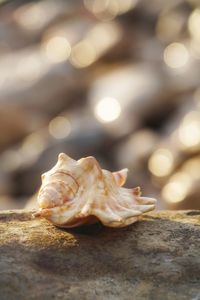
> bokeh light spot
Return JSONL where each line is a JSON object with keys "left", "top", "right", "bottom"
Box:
{"left": 70, "top": 40, "right": 96, "bottom": 68}
{"left": 43, "top": 36, "right": 71, "bottom": 63}
{"left": 179, "top": 111, "right": 200, "bottom": 148}
{"left": 148, "top": 148, "right": 174, "bottom": 177}
{"left": 162, "top": 172, "right": 192, "bottom": 203}
{"left": 94, "top": 97, "right": 121, "bottom": 123}
{"left": 163, "top": 43, "right": 189, "bottom": 68}
{"left": 188, "top": 9, "right": 200, "bottom": 40}
{"left": 49, "top": 116, "right": 71, "bottom": 139}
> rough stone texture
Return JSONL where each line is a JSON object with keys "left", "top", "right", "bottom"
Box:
{"left": 0, "top": 210, "right": 200, "bottom": 300}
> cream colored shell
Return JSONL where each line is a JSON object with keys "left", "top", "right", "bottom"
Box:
{"left": 34, "top": 153, "right": 156, "bottom": 228}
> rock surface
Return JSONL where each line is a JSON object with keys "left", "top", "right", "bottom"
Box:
{"left": 0, "top": 210, "right": 200, "bottom": 300}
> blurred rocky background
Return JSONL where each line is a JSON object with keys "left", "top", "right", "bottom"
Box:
{"left": 0, "top": 0, "right": 200, "bottom": 211}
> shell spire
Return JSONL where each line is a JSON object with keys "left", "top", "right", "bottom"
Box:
{"left": 34, "top": 153, "right": 157, "bottom": 228}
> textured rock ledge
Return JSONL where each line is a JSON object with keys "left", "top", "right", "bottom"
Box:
{"left": 0, "top": 210, "right": 200, "bottom": 300}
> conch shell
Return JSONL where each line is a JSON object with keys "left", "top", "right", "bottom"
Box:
{"left": 34, "top": 153, "right": 156, "bottom": 228}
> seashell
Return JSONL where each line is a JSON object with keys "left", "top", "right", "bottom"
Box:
{"left": 34, "top": 153, "right": 156, "bottom": 228}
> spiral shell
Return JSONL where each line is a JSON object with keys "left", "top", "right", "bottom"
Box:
{"left": 34, "top": 153, "right": 156, "bottom": 228}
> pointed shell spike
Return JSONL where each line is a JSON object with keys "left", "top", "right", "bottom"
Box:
{"left": 112, "top": 168, "right": 128, "bottom": 187}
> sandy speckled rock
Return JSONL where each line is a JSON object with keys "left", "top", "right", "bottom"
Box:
{"left": 0, "top": 210, "right": 200, "bottom": 300}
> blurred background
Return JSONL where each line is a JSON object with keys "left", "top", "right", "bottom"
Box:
{"left": 0, "top": 0, "right": 200, "bottom": 211}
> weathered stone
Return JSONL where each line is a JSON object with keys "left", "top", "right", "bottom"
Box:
{"left": 0, "top": 210, "right": 199, "bottom": 300}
